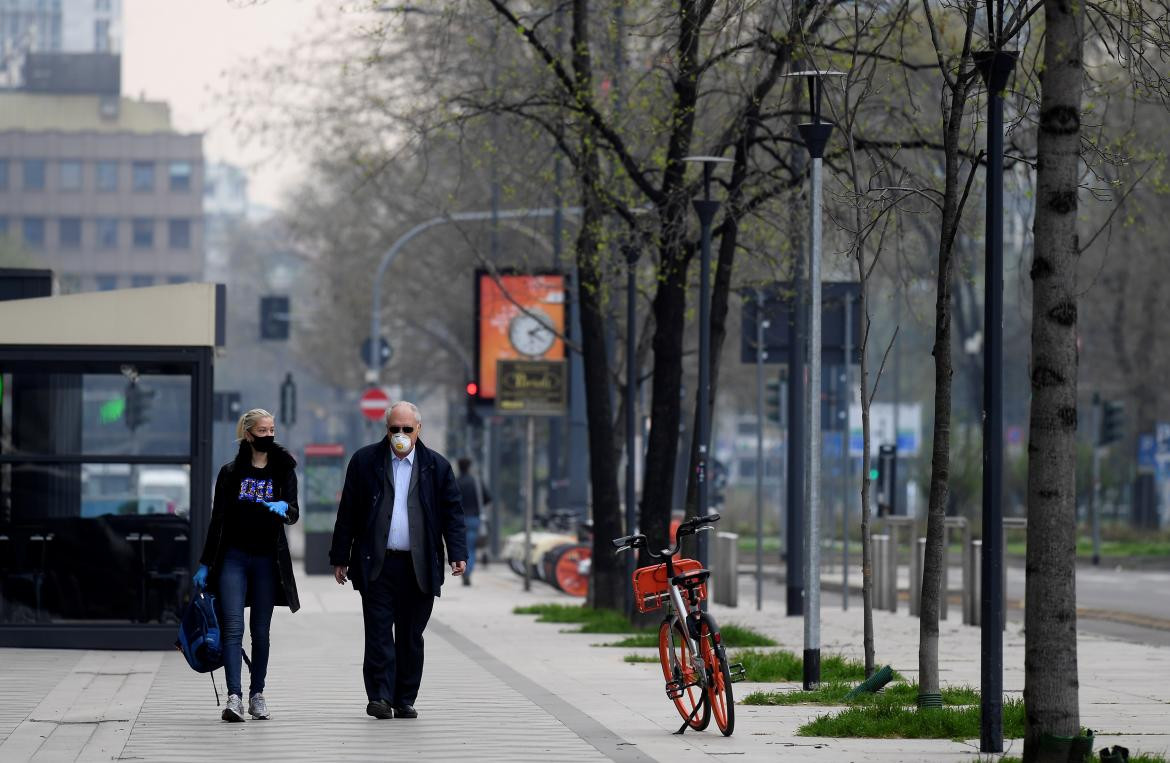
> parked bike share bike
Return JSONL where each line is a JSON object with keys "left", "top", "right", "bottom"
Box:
{"left": 612, "top": 513, "right": 745, "bottom": 736}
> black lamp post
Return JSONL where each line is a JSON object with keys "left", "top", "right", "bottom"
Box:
{"left": 974, "top": 3, "right": 1017, "bottom": 751}
{"left": 785, "top": 67, "right": 843, "bottom": 690}
{"left": 683, "top": 155, "right": 732, "bottom": 574}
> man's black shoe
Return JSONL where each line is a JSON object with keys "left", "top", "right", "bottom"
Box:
{"left": 393, "top": 704, "right": 418, "bottom": 719}
{"left": 462, "top": 576, "right": 471, "bottom": 586}
{"left": 366, "top": 700, "right": 394, "bottom": 719}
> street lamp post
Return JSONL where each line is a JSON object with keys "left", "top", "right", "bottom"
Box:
{"left": 683, "top": 155, "right": 732, "bottom": 575}
{"left": 786, "top": 68, "right": 843, "bottom": 690}
{"left": 974, "top": 6, "right": 1017, "bottom": 751}
{"left": 624, "top": 239, "right": 641, "bottom": 615}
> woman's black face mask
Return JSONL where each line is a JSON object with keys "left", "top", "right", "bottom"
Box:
{"left": 251, "top": 435, "right": 276, "bottom": 453}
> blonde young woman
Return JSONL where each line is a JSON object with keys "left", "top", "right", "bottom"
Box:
{"left": 194, "top": 408, "right": 301, "bottom": 722}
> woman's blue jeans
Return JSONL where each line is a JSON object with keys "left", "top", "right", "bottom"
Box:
{"left": 217, "top": 548, "right": 277, "bottom": 697}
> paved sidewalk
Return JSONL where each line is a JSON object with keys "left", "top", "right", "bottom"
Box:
{"left": 1, "top": 563, "right": 1167, "bottom": 761}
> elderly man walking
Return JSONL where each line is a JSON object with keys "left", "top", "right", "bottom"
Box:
{"left": 329, "top": 401, "right": 467, "bottom": 720}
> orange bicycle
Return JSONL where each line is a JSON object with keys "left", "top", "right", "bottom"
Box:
{"left": 613, "top": 513, "right": 745, "bottom": 736}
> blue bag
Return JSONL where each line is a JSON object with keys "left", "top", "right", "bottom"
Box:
{"left": 175, "top": 590, "right": 224, "bottom": 673}
{"left": 175, "top": 590, "right": 251, "bottom": 704}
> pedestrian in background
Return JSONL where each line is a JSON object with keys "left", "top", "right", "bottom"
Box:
{"left": 193, "top": 408, "right": 301, "bottom": 723}
{"left": 456, "top": 457, "right": 491, "bottom": 586}
{"left": 329, "top": 401, "right": 467, "bottom": 721}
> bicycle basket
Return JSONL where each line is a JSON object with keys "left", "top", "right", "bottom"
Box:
{"left": 631, "top": 558, "right": 706, "bottom": 613}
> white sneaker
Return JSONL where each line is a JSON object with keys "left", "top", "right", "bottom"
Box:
{"left": 222, "top": 693, "right": 245, "bottom": 722}
{"left": 248, "top": 693, "right": 270, "bottom": 720}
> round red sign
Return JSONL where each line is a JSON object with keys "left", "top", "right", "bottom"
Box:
{"left": 359, "top": 387, "right": 390, "bottom": 422}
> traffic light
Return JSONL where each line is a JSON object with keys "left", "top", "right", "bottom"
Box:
{"left": 875, "top": 444, "right": 896, "bottom": 516}
{"left": 765, "top": 379, "right": 782, "bottom": 424}
{"left": 260, "top": 295, "right": 290, "bottom": 340}
{"left": 465, "top": 381, "right": 482, "bottom": 427}
{"left": 213, "top": 391, "right": 242, "bottom": 422}
{"left": 1100, "top": 400, "right": 1125, "bottom": 446}
{"left": 125, "top": 381, "right": 155, "bottom": 432}
{"left": 279, "top": 373, "right": 297, "bottom": 427}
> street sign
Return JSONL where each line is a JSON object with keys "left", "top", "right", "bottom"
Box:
{"left": 359, "top": 387, "right": 390, "bottom": 422}
{"left": 495, "top": 359, "right": 566, "bottom": 415}
{"left": 361, "top": 336, "right": 393, "bottom": 368}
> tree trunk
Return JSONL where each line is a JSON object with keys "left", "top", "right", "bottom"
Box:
{"left": 570, "top": 0, "right": 624, "bottom": 612}
{"left": 1023, "top": 0, "right": 1084, "bottom": 756}
{"left": 635, "top": 0, "right": 705, "bottom": 556}
{"left": 918, "top": 46, "right": 977, "bottom": 701}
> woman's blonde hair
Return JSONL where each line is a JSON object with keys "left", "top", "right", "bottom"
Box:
{"left": 235, "top": 408, "right": 274, "bottom": 441}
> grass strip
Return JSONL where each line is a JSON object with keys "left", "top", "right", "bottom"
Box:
{"left": 733, "top": 649, "right": 876, "bottom": 683}
{"left": 743, "top": 681, "right": 977, "bottom": 707}
{"left": 623, "top": 654, "right": 660, "bottom": 664}
{"left": 797, "top": 697, "right": 1026, "bottom": 739}
{"left": 597, "top": 622, "right": 776, "bottom": 648}
{"left": 512, "top": 603, "right": 647, "bottom": 634}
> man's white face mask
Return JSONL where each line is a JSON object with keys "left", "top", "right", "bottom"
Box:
{"left": 391, "top": 433, "right": 412, "bottom": 454}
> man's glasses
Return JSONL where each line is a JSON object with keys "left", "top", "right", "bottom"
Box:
{"left": 388, "top": 426, "right": 415, "bottom": 434}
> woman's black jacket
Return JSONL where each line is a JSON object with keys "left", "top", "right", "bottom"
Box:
{"left": 198, "top": 442, "right": 301, "bottom": 612}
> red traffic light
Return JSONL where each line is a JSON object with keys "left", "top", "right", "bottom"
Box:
{"left": 465, "top": 381, "right": 479, "bottom": 396}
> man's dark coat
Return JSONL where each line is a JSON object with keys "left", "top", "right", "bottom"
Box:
{"left": 329, "top": 438, "right": 467, "bottom": 596}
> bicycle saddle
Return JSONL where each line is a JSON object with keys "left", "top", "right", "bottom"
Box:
{"left": 671, "top": 569, "right": 711, "bottom": 586}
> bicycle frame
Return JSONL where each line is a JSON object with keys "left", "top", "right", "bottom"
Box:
{"left": 660, "top": 554, "right": 707, "bottom": 688}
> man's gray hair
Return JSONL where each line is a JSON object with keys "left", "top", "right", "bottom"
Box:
{"left": 386, "top": 401, "right": 422, "bottom": 425}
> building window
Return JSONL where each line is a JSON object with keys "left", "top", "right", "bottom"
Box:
{"left": 59, "top": 160, "right": 83, "bottom": 191}
{"left": 130, "top": 274, "right": 154, "bottom": 288}
{"left": 0, "top": 218, "right": 8, "bottom": 235}
{"left": 167, "top": 275, "right": 189, "bottom": 285}
{"left": 22, "top": 217, "right": 45, "bottom": 248}
{"left": 59, "top": 218, "right": 82, "bottom": 249}
{"left": 23, "top": 159, "right": 46, "bottom": 191}
{"left": 94, "top": 19, "right": 110, "bottom": 52}
{"left": 59, "top": 274, "right": 82, "bottom": 294}
{"left": 168, "top": 219, "right": 191, "bottom": 249}
{"left": 95, "top": 275, "right": 118, "bottom": 291}
{"left": 132, "top": 219, "right": 154, "bottom": 249}
{"left": 131, "top": 161, "right": 154, "bottom": 192}
{"left": 0, "top": 160, "right": 8, "bottom": 190}
{"left": 96, "top": 218, "right": 118, "bottom": 249}
{"left": 96, "top": 160, "right": 118, "bottom": 191}
{"left": 169, "top": 161, "right": 192, "bottom": 191}
{"left": 96, "top": 0, "right": 112, "bottom": 11}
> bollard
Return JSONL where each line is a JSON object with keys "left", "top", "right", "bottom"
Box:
{"left": 872, "top": 534, "right": 889, "bottom": 610}
{"left": 884, "top": 531, "right": 897, "bottom": 613}
{"left": 910, "top": 536, "right": 925, "bottom": 616}
{"left": 713, "top": 532, "right": 738, "bottom": 607}
{"left": 971, "top": 539, "right": 982, "bottom": 627}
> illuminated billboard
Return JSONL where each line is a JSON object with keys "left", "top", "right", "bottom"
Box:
{"left": 475, "top": 271, "right": 566, "bottom": 400}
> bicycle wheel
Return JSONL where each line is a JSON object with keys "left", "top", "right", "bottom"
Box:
{"left": 697, "top": 613, "right": 735, "bottom": 736}
{"left": 551, "top": 544, "right": 590, "bottom": 597}
{"left": 658, "top": 617, "right": 710, "bottom": 730}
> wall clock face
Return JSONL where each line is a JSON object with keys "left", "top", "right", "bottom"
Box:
{"left": 508, "top": 309, "right": 556, "bottom": 357}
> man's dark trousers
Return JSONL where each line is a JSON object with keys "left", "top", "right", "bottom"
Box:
{"left": 361, "top": 550, "right": 435, "bottom": 706}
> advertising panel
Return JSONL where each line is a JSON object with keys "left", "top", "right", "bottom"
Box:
{"left": 475, "top": 272, "right": 565, "bottom": 400}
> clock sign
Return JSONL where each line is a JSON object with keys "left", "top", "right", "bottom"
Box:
{"left": 508, "top": 309, "right": 557, "bottom": 357}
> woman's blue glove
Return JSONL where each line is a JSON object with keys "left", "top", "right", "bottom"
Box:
{"left": 192, "top": 564, "right": 209, "bottom": 590}
{"left": 264, "top": 500, "right": 289, "bottom": 517}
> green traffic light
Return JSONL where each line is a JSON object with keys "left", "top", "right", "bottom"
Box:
{"left": 100, "top": 397, "right": 126, "bottom": 424}
{"left": 869, "top": 467, "right": 879, "bottom": 480}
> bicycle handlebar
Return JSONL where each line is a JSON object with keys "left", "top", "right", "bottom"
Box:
{"left": 611, "top": 512, "right": 721, "bottom": 558}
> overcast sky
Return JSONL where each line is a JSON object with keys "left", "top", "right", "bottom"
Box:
{"left": 122, "top": 0, "right": 333, "bottom": 211}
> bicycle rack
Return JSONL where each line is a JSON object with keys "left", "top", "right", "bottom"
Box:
{"left": 727, "top": 662, "right": 747, "bottom": 683}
